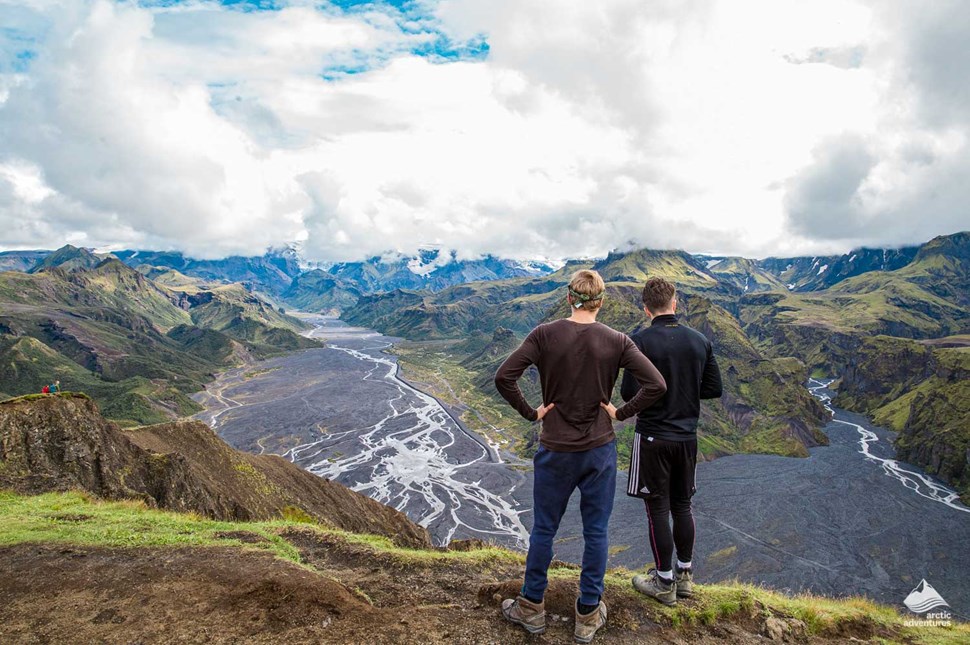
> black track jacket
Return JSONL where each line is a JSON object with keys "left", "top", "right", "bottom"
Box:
{"left": 620, "top": 314, "right": 722, "bottom": 441}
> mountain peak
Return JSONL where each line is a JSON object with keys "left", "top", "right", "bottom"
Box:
{"left": 915, "top": 230, "right": 970, "bottom": 261}
{"left": 29, "top": 244, "right": 106, "bottom": 274}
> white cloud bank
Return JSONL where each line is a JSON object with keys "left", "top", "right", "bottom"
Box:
{"left": 0, "top": 0, "right": 967, "bottom": 261}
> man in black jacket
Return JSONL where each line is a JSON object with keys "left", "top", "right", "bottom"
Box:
{"left": 619, "top": 277, "right": 722, "bottom": 605}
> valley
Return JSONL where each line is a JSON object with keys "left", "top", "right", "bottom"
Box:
{"left": 5, "top": 5, "right": 970, "bottom": 639}
{"left": 4, "top": 231, "right": 969, "bottom": 624}
{"left": 193, "top": 316, "right": 531, "bottom": 547}
{"left": 192, "top": 317, "right": 970, "bottom": 616}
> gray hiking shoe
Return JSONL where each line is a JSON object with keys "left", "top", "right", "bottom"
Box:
{"left": 501, "top": 595, "right": 546, "bottom": 634}
{"left": 574, "top": 599, "right": 607, "bottom": 643}
{"left": 632, "top": 569, "right": 678, "bottom": 606}
{"left": 675, "top": 567, "right": 694, "bottom": 598}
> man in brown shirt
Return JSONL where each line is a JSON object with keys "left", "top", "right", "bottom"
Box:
{"left": 494, "top": 269, "right": 666, "bottom": 643}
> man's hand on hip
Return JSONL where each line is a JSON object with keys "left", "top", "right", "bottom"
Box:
{"left": 600, "top": 401, "right": 618, "bottom": 420}
{"left": 536, "top": 402, "right": 555, "bottom": 420}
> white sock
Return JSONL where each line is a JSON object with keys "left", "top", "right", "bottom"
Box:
{"left": 657, "top": 569, "right": 673, "bottom": 581}
{"left": 677, "top": 560, "right": 692, "bottom": 570}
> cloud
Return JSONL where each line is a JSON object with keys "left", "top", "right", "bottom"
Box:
{"left": 781, "top": 1, "right": 970, "bottom": 250}
{"left": 785, "top": 136, "right": 877, "bottom": 238}
{"left": 0, "top": 0, "right": 967, "bottom": 262}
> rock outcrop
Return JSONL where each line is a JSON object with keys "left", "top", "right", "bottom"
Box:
{"left": 0, "top": 394, "right": 431, "bottom": 548}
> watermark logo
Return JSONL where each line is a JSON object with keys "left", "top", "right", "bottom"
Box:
{"left": 905, "top": 579, "right": 949, "bottom": 614}
{"left": 903, "top": 580, "right": 952, "bottom": 628}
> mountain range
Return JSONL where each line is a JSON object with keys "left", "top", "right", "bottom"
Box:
{"left": 0, "top": 247, "right": 317, "bottom": 425}
{"left": 2, "top": 232, "right": 968, "bottom": 499}
{"left": 341, "top": 232, "right": 970, "bottom": 501}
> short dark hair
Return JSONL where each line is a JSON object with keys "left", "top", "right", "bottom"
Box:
{"left": 642, "top": 277, "right": 676, "bottom": 311}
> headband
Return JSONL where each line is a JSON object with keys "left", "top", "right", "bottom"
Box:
{"left": 568, "top": 287, "right": 604, "bottom": 309}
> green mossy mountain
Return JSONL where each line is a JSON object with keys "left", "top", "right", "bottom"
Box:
{"left": 705, "top": 256, "right": 788, "bottom": 294}
{"left": 347, "top": 251, "right": 828, "bottom": 460}
{"left": 0, "top": 335, "right": 202, "bottom": 424}
{"left": 282, "top": 269, "right": 362, "bottom": 314}
{"left": 592, "top": 249, "right": 723, "bottom": 292}
{"left": 742, "top": 233, "right": 970, "bottom": 347}
{"left": 184, "top": 283, "right": 315, "bottom": 349}
{"left": 684, "top": 298, "right": 829, "bottom": 458}
{"left": 27, "top": 244, "right": 107, "bottom": 274}
{"left": 759, "top": 245, "right": 920, "bottom": 292}
{"left": 343, "top": 233, "right": 969, "bottom": 474}
{"left": 832, "top": 335, "right": 970, "bottom": 502}
{"left": 0, "top": 256, "right": 319, "bottom": 425}
{"left": 135, "top": 266, "right": 209, "bottom": 292}
{"left": 737, "top": 233, "right": 970, "bottom": 498}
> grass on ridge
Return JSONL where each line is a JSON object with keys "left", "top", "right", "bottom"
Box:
{"left": 0, "top": 490, "right": 519, "bottom": 568}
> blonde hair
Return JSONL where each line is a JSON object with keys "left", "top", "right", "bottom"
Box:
{"left": 568, "top": 269, "right": 606, "bottom": 311}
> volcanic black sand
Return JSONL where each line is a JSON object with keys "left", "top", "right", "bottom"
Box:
{"left": 193, "top": 316, "right": 530, "bottom": 548}
{"left": 195, "top": 318, "right": 970, "bottom": 618}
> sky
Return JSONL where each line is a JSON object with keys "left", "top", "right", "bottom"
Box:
{"left": 0, "top": 0, "right": 968, "bottom": 262}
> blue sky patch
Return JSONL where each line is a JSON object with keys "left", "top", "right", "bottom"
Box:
{"left": 137, "top": 0, "right": 284, "bottom": 9}
{"left": 1, "top": 1, "right": 489, "bottom": 80}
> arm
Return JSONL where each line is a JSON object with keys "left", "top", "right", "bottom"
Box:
{"left": 619, "top": 335, "right": 640, "bottom": 403}
{"left": 613, "top": 337, "right": 667, "bottom": 421}
{"left": 494, "top": 329, "right": 542, "bottom": 422}
{"left": 699, "top": 344, "right": 723, "bottom": 399}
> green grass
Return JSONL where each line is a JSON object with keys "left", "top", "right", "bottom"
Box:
{"left": 1, "top": 391, "right": 90, "bottom": 404}
{"left": 0, "top": 490, "right": 521, "bottom": 568}
{"left": 0, "top": 490, "right": 303, "bottom": 564}
{"left": 567, "top": 566, "right": 968, "bottom": 641}
{"left": 334, "top": 530, "right": 522, "bottom": 566}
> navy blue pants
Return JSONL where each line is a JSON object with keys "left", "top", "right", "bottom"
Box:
{"left": 522, "top": 441, "right": 617, "bottom": 606}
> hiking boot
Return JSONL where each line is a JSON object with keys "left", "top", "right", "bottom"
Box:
{"left": 632, "top": 569, "right": 677, "bottom": 606}
{"left": 574, "top": 599, "right": 607, "bottom": 644}
{"left": 501, "top": 595, "right": 546, "bottom": 634}
{"left": 675, "top": 567, "right": 694, "bottom": 598}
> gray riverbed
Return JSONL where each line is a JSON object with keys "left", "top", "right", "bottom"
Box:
{"left": 194, "top": 317, "right": 970, "bottom": 616}
{"left": 193, "top": 316, "right": 530, "bottom": 547}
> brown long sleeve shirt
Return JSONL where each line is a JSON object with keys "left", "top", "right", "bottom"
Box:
{"left": 494, "top": 319, "right": 667, "bottom": 452}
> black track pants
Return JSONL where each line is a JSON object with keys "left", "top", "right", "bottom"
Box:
{"left": 627, "top": 435, "right": 697, "bottom": 571}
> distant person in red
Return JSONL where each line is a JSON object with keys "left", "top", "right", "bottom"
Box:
{"left": 621, "top": 277, "right": 722, "bottom": 605}
{"left": 41, "top": 385, "right": 50, "bottom": 395}
{"left": 494, "top": 269, "right": 667, "bottom": 643}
